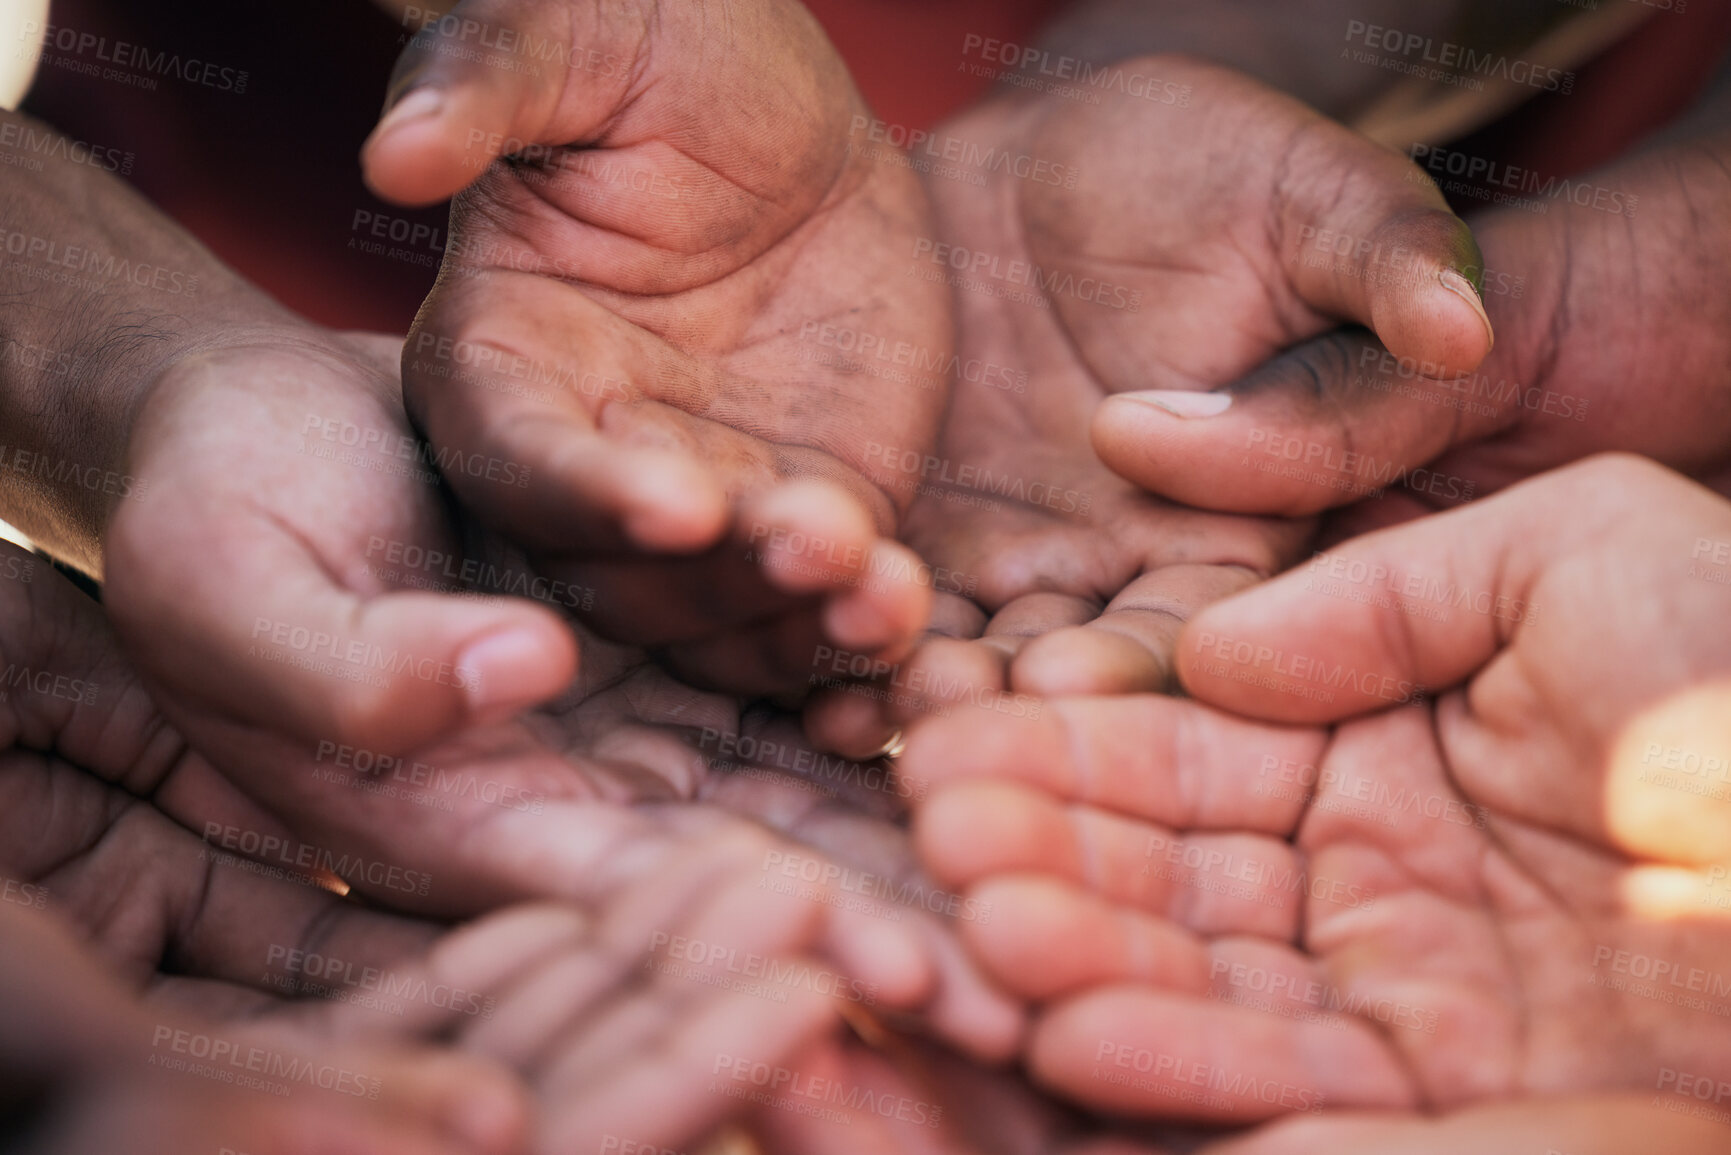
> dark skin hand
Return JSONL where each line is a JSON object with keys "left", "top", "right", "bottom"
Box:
{"left": 14, "top": 510, "right": 1022, "bottom": 1066}
{"left": 0, "top": 538, "right": 1007, "bottom": 1153}
{"left": 1093, "top": 72, "right": 1731, "bottom": 531}
{"left": 363, "top": 0, "right": 951, "bottom": 697}
{"left": 805, "top": 55, "right": 1494, "bottom": 757}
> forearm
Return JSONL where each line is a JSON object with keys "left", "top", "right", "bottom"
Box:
{"left": 1461, "top": 86, "right": 1731, "bottom": 482}
{"left": 0, "top": 109, "right": 298, "bottom": 570}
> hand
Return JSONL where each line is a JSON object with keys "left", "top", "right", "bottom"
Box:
{"left": 34, "top": 521, "right": 1022, "bottom": 1078}
{"left": 893, "top": 456, "right": 1731, "bottom": 1123}
{"left": 361, "top": 0, "right": 949, "bottom": 696}
{"left": 1200, "top": 1096, "right": 1731, "bottom": 1155}
{"left": 0, "top": 551, "right": 526, "bottom": 1152}
{"left": 806, "top": 55, "right": 1493, "bottom": 753}
{"left": 1093, "top": 84, "right": 1731, "bottom": 531}
{"left": 0, "top": 539, "right": 994, "bottom": 1153}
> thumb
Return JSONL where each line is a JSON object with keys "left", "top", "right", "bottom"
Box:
{"left": 361, "top": 0, "right": 644, "bottom": 206}
{"left": 1277, "top": 143, "right": 1496, "bottom": 379}
{"left": 1173, "top": 454, "right": 1657, "bottom": 724}
{"left": 105, "top": 505, "right": 576, "bottom": 758}
{"left": 1093, "top": 328, "right": 1510, "bottom": 516}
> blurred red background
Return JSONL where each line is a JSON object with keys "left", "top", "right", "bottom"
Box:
{"left": 20, "top": 0, "right": 1730, "bottom": 336}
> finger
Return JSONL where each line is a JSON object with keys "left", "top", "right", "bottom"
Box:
{"left": 1025, "top": 57, "right": 1492, "bottom": 392}
{"left": 916, "top": 781, "right": 1302, "bottom": 940}
{"left": 698, "top": 757, "right": 1026, "bottom": 1063}
{"left": 1176, "top": 453, "right": 1707, "bottom": 723}
{"left": 316, "top": 905, "right": 593, "bottom": 1043}
{"left": 108, "top": 523, "right": 576, "bottom": 754}
{"left": 534, "top": 978, "right": 836, "bottom": 1154}
{"left": 1201, "top": 1096, "right": 1731, "bottom": 1155}
{"left": 1092, "top": 329, "right": 1506, "bottom": 517}
{"left": 958, "top": 875, "right": 1213, "bottom": 1002}
{"left": 801, "top": 684, "right": 902, "bottom": 762}
{"left": 898, "top": 695, "right": 1324, "bottom": 834}
{"left": 1277, "top": 151, "right": 1493, "bottom": 378}
{"left": 578, "top": 479, "right": 881, "bottom": 636}
{"left": 881, "top": 635, "right": 1017, "bottom": 730}
{"left": 362, "top": 0, "right": 644, "bottom": 206}
{"left": 1010, "top": 564, "right": 1266, "bottom": 695}
{"left": 317, "top": 1045, "right": 530, "bottom": 1155}
{"left": 57, "top": 1077, "right": 499, "bottom": 1155}
{"left": 1028, "top": 984, "right": 1413, "bottom": 1123}
{"left": 402, "top": 269, "right": 735, "bottom": 556}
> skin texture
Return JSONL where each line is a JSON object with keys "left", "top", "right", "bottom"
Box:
{"left": 364, "top": 0, "right": 951, "bottom": 696}
{"left": 0, "top": 539, "right": 966, "bottom": 1154}
{"left": 1092, "top": 78, "right": 1731, "bottom": 529}
{"left": 895, "top": 457, "right": 1731, "bottom": 1126}
{"left": 29, "top": 221, "right": 1013, "bottom": 1058}
{"left": 803, "top": 55, "right": 1493, "bottom": 757}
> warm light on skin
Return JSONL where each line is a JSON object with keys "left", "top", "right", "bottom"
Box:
{"left": 1617, "top": 866, "right": 1731, "bottom": 921}
{"left": 0, "top": 0, "right": 48, "bottom": 111}
{"left": 1606, "top": 681, "right": 1731, "bottom": 916}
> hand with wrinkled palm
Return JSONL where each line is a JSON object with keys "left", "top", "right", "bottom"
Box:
{"left": 362, "top": 0, "right": 950, "bottom": 697}
{"left": 893, "top": 456, "right": 1731, "bottom": 1126}
{"left": 804, "top": 55, "right": 1494, "bottom": 756}
{"left": 1094, "top": 70, "right": 1731, "bottom": 537}
{"left": 0, "top": 539, "right": 1021, "bottom": 1153}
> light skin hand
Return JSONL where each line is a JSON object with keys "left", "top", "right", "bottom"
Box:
{"left": 1200, "top": 1096, "right": 1731, "bottom": 1155}
{"left": 361, "top": 0, "right": 948, "bottom": 696}
{"left": 893, "top": 456, "right": 1731, "bottom": 1123}
{"left": 805, "top": 54, "right": 1493, "bottom": 756}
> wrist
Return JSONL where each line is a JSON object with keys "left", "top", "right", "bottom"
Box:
{"left": 0, "top": 110, "right": 306, "bottom": 569}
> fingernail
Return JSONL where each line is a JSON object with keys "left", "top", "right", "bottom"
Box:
{"left": 1439, "top": 269, "right": 1495, "bottom": 352}
{"left": 457, "top": 627, "right": 560, "bottom": 726}
{"left": 373, "top": 87, "right": 444, "bottom": 140}
{"left": 1120, "top": 390, "right": 1232, "bottom": 418}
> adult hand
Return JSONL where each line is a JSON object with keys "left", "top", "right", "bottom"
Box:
{"left": 362, "top": 0, "right": 949, "bottom": 696}
{"left": 1094, "top": 83, "right": 1731, "bottom": 529}
{"left": 24, "top": 524, "right": 1016, "bottom": 1072}
{"left": 894, "top": 456, "right": 1731, "bottom": 1122}
{"left": 805, "top": 55, "right": 1492, "bottom": 754}
{"left": 1199, "top": 1096, "right": 1731, "bottom": 1155}
{"left": 0, "top": 537, "right": 1010, "bottom": 1151}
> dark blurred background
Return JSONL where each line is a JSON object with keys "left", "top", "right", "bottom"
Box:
{"left": 20, "top": 0, "right": 1729, "bottom": 335}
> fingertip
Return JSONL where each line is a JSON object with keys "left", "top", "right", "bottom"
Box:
{"left": 1090, "top": 393, "right": 1246, "bottom": 510}
{"left": 444, "top": 1062, "right": 533, "bottom": 1155}
{"left": 619, "top": 452, "right": 730, "bottom": 552}
{"left": 1011, "top": 627, "right": 1169, "bottom": 696}
{"left": 361, "top": 87, "right": 470, "bottom": 207}
{"left": 821, "top": 542, "right": 934, "bottom": 656}
{"left": 743, "top": 480, "right": 879, "bottom": 596}
{"left": 455, "top": 611, "right": 578, "bottom": 729}
{"left": 825, "top": 908, "right": 934, "bottom": 1009}
{"left": 1371, "top": 266, "right": 1495, "bottom": 379}
{"left": 801, "top": 688, "right": 899, "bottom": 762}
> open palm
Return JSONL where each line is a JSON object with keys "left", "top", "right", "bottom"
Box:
{"left": 809, "top": 56, "right": 1494, "bottom": 755}
{"left": 897, "top": 457, "right": 1731, "bottom": 1122}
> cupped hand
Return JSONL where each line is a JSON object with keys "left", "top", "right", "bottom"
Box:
{"left": 1094, "top": 94, "right": 1731, "bottom": 530}
{"left": 361, "top": 0, "right": 948, "bottom": 696}
{"left": 892, "top": 456, "right": 1731, "bottom": 1123}
{"left": 1201, "top": 1096, "right": 1731, "bottom": 1155}
{"left": 0, "top": 662, "right": 845, "bottom": 1155}
{"left": 31, "top": 522, "right": 1019, "bottom": 1067}
{"left": 806, "top": 55, "right": 1493, "bottom": 754}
